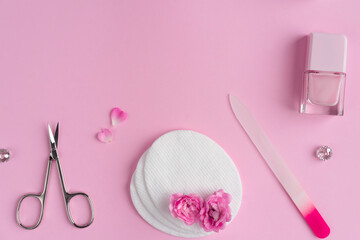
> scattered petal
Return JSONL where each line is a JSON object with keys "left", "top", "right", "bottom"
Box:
{"left": 110, "top": 107, "right": 127, "bottom": 126}
{"left": 96, "top": 128, "right": 113, "bottom": 143}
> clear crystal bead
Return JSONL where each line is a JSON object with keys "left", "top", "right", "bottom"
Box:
{"left": 316, "top": 146, "right": 332, "bottom": 161}
{"left": 0, "top": 149, "right": 10, "bottom": 163}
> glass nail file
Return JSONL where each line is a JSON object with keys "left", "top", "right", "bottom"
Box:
{"left": 229, "top": 94, "right": 330, "bottom": 239}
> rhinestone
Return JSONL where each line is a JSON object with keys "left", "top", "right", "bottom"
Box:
{"left": 316, "top": 146, "right": 332, "bottom": 161}
{"left": 0, "top": 149, "right": 10, "bottom": 163}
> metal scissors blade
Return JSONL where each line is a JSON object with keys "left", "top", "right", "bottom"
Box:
{"left": 48, "top": 123, "right": 59, "bottom": 147}
{"left": 48, "top": 123, "right": 59, "bottom": 160}
{"left": 54, "top": 122, "right": 59, "bottom": 146}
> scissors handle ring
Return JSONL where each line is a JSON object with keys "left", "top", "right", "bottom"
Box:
{"left": 65, "top": 192, "right": 95, "bottom": 228}
{"left": 16, "top": 193, "right": 45, "bottom": 230}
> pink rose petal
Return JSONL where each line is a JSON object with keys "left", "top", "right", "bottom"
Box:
{"left": 96, "top": 128, "right": 113, "bottom": 143}
{"left": 110, "top": 107, "right": 127, "bottom": 126}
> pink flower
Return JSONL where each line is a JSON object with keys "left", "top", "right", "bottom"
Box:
{"left": 200, "top": 189, "right": 232, "bottom": 232}
{"left": 169, "top": 193, "right": 203, "bottom": 225}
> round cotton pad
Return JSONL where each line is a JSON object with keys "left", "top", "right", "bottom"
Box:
{"left": 131, "top": 151, "right": 205, "bottom": 237}
{"left": 133, "top": 151, "right": 209, "bottom": 237}
{"left": 143, "top": 130, "right": 242, "bottom": 234}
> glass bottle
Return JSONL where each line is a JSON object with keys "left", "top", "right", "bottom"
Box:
{"left": 300, "top": 33, "right": 347, "bottom": 116}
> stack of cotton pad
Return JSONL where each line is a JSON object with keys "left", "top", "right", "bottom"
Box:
{"left": 130, "top": 130, "right": 243, "bottom": 237}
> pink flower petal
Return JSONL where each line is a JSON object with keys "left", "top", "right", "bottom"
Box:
{"left": 96, "top": 128, "right": 113, "bottom": 143}
{"left": 110, "top": 107, "right": 127, "bottom": 126}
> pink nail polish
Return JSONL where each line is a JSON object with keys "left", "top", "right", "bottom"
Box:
{"left": 300, "top": 32, "right": 347, "bottom": 116}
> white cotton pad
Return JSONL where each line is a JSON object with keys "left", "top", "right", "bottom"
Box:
{"left": 134, "top": 151, "right": 208, "bottom": 236}
{"left": 143, "top": 130, "right": 243, "bottom": 234}
{"left": 130, "top": 151, "right": 203, "bottom": 237}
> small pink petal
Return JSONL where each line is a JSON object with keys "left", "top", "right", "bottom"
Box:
{"left": 96, "top": 128, "right": 113, "bottom": 143}
{"left": 110, "top": 107, "right": 127, "bottom": 126}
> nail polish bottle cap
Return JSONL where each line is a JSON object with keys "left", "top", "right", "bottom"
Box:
{"left": 306, "top": 32, "right": 347, "bottom": 73}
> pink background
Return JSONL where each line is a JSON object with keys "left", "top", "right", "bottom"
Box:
{"left": 0, "top": 0, "right": 359, "bottom": 239}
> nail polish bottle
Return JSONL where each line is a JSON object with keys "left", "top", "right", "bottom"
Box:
{"left": 300, "top": 32, "right": 347, "bottom": 116}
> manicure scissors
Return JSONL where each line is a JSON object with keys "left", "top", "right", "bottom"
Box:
{"left": 16, "top": 123, "right": 94, "bottom": 230}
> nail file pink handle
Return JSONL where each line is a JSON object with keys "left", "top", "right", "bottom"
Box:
{"left": 229, "top": 94, "right": 330, "bottom": 239}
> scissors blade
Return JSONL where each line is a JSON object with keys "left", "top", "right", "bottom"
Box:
{"left": 54, "top": 122, "right": 59, "bottom": 147}
{"left": 48, "top": 124, "right": 56, "bottom": 145}
{"left": 48, "top": 124, "right": 59, "bottom": 160}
